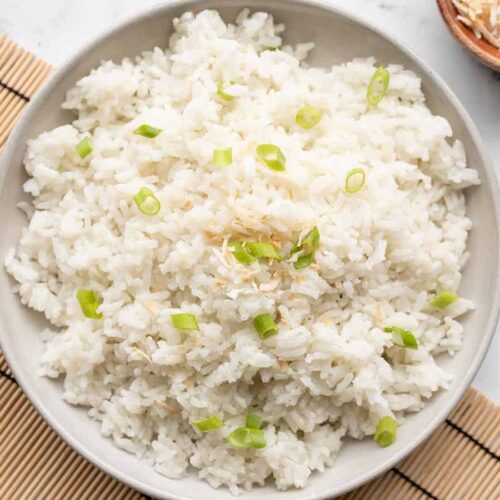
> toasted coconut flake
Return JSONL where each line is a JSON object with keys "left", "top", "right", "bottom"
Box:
{"left": 273, "top": 269, "right": 289, "bottom": 278}
{"left": 457, "top": 14, "right": 473, "bottom": 26}
{"left": 132, "top": 347, "right": 152, "bottom": 364}
{"left": 275, "top": 309, "right": 282, "bottom": 322}
{"left": 139, "top": 162, "right": 159, "bottom": 176}
{"left": 144, "top": 301, "right": 159, "bottom": 313}
{"left": 156, "top": 400, "right": 182, "bottom": 414}
{"left": 453, "top": 0, "right": 500, "bottom": 49}
{"left": 204, "top": 231, "right": 225, "bottom": 246}
{"left": 150, "top": 283, "right": 164, "bottom": 293}
{"left": 242, "top": 273, "right": 255, "bottom": 283}
{"left": 182, "top": 199, "right": 193, "bottom": 210}
{"left": 270, "top": 233, "right": 284, "bottom": 248}
{"left": 213, "top": 247, "right": 232, "bottom": 267}
{"left": 214, "top": 277, "right": 228, "bottom": 286}
{"left": 233, "top": 206, "right": 268, "bottom": 231}
{"left": 374, "top": 303, "right": 384, "bottom": 326}
{"left": 259, "top": 278, "right": 281, "bottom": 292}
{"left": 231, "top": 219, "right": 254, "bottom": 235}
{"left": 278, "top": 359, "right": 289, "bottom": 370}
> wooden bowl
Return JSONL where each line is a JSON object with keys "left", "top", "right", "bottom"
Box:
{"left": 436, "top": 0, "right": 500, "bottom": 72}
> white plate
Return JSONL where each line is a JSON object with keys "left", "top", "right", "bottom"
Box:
{"left": 1, "top": 1, "right": 499, "bottom": 498}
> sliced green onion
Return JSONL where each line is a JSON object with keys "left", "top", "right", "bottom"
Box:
{"left": 384, "top": 326, "right": 418, "bottom": 350}
{"left": 217, "top": 81, "right": 236, "bottom": 101}
{"left": 256, "top": 144, "right": 286, "bottom": 171}
{"left": 245, "top": 412, "right": 262, "bottom": 429}
{"left": 228, "top": 241, "right": 256, "bottom": 264}
{"left": 290, "top": 226, "right": 320, "bottom": 270}
{"left": 171, "top": 313, "right": 200, "bottom": 331}
{"left": 133, "top": 124, "right": 162, "bottom": 139}
{"left": 345, "top": 168, "right": 366, "bottom": 194}
{"left": 229, "top": 241, "right": 281, "bottom": 264}
{"left": 133, "top": 187, "right": 161, "bottom": 216}
{"left": 213, "top": 147, "right": 232, "bottom": 167}
{"left": 193, "top": 416, "right": 224, "bottom": 432}
{"left": 246, "top": 242, "right": 282, "bottom": 261}
{"left": 293, "top": 253, "right": 314, "bottom": 270}
{"left": 291, "top": 227, "right": 320, "bottom": 255}
{"left": 296, "top": 106, "right": 322, "bottom": 129}
{"left": 253, "top": 313, "right": 278, "bottom": 339}
{"left": 76, "top": 138, "right": 93, "bottom": 159}
{"left": 226, "top": 427, "right": 266, "bottom": 449}
{"left": 367, "top": 67, "right": 390, "bottom": 107}
{"left": 374, "top": 416, "right": 397, "bottom": 448}
{"left": 431, "top": 291, "right": 459, "bottom": 309}
{"left": 76, "top": 289, "right": 102, "bottom": 319}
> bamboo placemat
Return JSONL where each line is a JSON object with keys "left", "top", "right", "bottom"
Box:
{"left": 0, "top": 34, "right": 499, "bottom": 500}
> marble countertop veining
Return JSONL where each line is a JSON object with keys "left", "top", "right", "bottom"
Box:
{"left": 0, "top": 0, "right": 498, "bottom": 401}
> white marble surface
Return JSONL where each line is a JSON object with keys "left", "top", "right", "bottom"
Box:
{"left": 1, "top": 0, "right": 498, "bottom": 401}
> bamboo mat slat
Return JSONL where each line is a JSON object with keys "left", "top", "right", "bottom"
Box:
{"left": 0, "top": 36, "right": 499, "bottom": 500}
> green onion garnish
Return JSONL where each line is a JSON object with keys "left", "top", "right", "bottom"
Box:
{"left": 245, "top": 412, "right": 262, "bottom": 429}
{"left": 290, "top": 226, "right": 320, "bottom": 270}
{"left": 213, "top": 147, "right": 233, "bottom": 167}
{"left": 246, "top": 242, "right": 282, "bottom": 261}
{"left": 367, "top": 67, "right": 390, "bottom": 107}
{"left": 374, "top": 416, "right": 397, "bottom": 448}
{"left": 133, "top": 187, "right": 161, "bottom": 216}
{"left": 384, "top": 326, "right": 418, "bottom": 350}
{"left": 76, "top": 138, "right": 93, "bottom": 159}
{"left": 256, "top": 144, "right": 286, "bottom": 171}
{"left": 226, "top": 427, "right": 266, "bottom": 449}
{"left": 296, "top": 106, "right": 322, "bottom": 129}
{"left": 228, "top": 241, "right": 281, "bottom": 264}
{"left": 217, "top": 81, "right": 236, "bottom": 101}
{"left": 193, "top": 416, "right": 224, "bottom": 432}
{"left": 431, "top": 291, "right": 459, "bottom": 309}
{"left": 253, "top": 313, "right": 278, "bottom": 339}
{"left": 170, "top": 313, "right": 200, "bottom": 331}
{"left": 76, "top": 289, "right": 102, "bottom": 319}
{"left": 133, "top": 124, "right": 162, "bottom": 139}
{"left": 228, "top": 241, "right": 257, "bottom": 264}
{"left": 294, "top": 253, "right": 314, "bottom": 269}
{"left": 345, "top": 168, "right": 366, "bottom": 194}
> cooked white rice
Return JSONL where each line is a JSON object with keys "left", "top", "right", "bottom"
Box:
{"left": 5, "top": 9, "right": 480, "bottom": 494}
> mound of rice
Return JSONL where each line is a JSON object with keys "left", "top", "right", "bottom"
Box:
{"left": 5, "top": 9, "right": 480, "bottom": 493}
